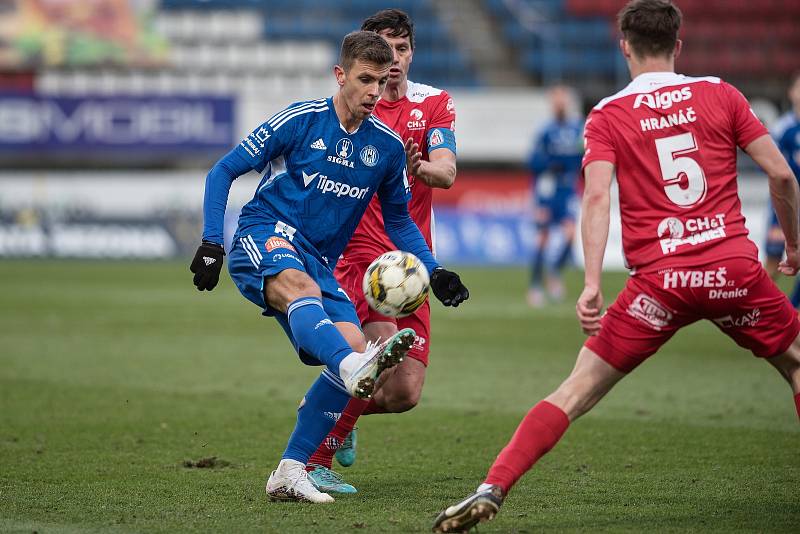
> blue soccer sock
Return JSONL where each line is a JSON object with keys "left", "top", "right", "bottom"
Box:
{"left": 287, "top": 297, "right": 354, "bottom": 375}
{"left": 531, "top": 246, "right": 545, "bottom": 287}
{"left": 554, "top": 239, "right": 572, "bottom": 271}
{"left": 283, "top": 373, "right": 351, "bottom": 464}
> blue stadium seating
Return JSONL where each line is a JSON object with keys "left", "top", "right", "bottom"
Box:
{"left": 485, "top": 0, "right": 618, "bottom": 83}
{"left": 160, "top": 0, "right": 480, "bottom": 87}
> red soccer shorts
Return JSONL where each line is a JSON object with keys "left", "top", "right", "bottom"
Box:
{"left": 585, "top": 257, "right": 800, "bottom": 373}
{"left": 334, "top": 257, "right": 431, "bottom": 366}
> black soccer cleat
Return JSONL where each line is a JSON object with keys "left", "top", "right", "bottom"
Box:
{"left": 432, "top": 485, "right": 505, "bottom": 533}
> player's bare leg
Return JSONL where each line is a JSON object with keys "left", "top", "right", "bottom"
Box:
{"left": 364, "top": 321, "right": 426, "bottom": 412}
{"left": 766, "top": 333, "right": 800, "bottom": 419}
{"left": 433, "top": 347, "right": 626, "bottom": 532}
{"left": 372, "top": 357, "right": 425, "bottom": 412}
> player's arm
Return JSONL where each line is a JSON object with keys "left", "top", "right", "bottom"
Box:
{"left": 577, "top": 108, "right": 615, "bottom": 334}
{"left": 744, "top": 134, "right": 800, "bottom": 274}
{"left": 189, "top": 149, "right": 253, "bottom": 291}
{"left": 408, "top": 95, "right": 458, "bottom": 189}
{"left": 379, "top": 147, "right": 468, "bottom": 306}
{"left": 191, "top": 113, "right": 294, "bottom": 291}
{"left": 380, "top": 198, "right": 468, "bottom": 307}
{"left": 201, "top": 150, "right": 255, "bottom": 246}
{"left": 406, "top": 138, "right": 456, "bottom": 189}
{"left": 577, "top": 161, "right": 613, "bottom": 335}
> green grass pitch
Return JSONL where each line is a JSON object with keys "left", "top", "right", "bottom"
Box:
{"left": 1, "top": 261, "right": 798, "bottom": 533}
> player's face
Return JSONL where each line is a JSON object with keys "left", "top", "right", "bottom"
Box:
{"left": 336, "top": 60, "right": 391, "bottom": 119}
{"left": 550, "top": 86, "right": 569, "bottom": 120}
{"left": 378, "top": 30, "right": 413, "bottom": 86}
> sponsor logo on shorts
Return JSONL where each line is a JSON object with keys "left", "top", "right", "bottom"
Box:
{"left": 265, "top": 236, "right": 296, "bottom": 252}
{"left": 272, "top": 252, "right": 302, "bottom": 265}
{"left": 323, "top": 411, "right": 341, "bottom": 422}
{"left": 708, "top": 287, "right": 748, "bottom": 299}
{"left": 662, "top": 267, "right": 727, "bottom": 289}
{"left": 713, "top": 308, "right": 760, "bottom": 328}
{"left": 412, "top": 335, "right": 427, "bottom": 351}
{"left": 627, "top": 293, "right": 673, "bottom": 330}
{"left": 658, "top": 214, "right": 726, "bottom": 255}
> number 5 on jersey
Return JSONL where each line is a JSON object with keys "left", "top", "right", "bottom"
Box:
{"left": 655, "top": 132, "right": 707, "bottom": 208}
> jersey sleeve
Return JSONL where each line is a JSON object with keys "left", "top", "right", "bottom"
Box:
{"left": 723, "top": 82, "right": 768, "bottom": 149}
{"left": 581, "top": 108, "right": 616, "bottom": 172}
{"left": 426, "top": 92, "right": 457, "bottom": 154}
{"left": 234, "top": 105, "right": 302, "bottom": 173}
{"left": 378, "top": 146, "right": 413, "bottom": 204}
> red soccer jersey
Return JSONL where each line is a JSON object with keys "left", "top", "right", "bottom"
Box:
{"left": 342, "top": 80, "right": 456, "bottom": 262}
{"left": 582, "top": 72, "right": 768, "bottom": 273}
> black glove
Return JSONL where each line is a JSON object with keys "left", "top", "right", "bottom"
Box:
{"left": 190, "top": 241, "right": 225, "bottom": 291}
{"left": 430, "top": 267, "right": 469, "bottom": 307}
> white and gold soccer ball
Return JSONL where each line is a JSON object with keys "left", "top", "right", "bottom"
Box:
{"left": 362, "top": 251, "right": 430, "bottom": 318}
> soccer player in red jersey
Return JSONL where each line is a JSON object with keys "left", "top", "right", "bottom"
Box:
{"left": 433, "top": 1, "right": 800, "bottom": 531}
{"left": 305, "top": 9, "right": 461, "bottom": 493}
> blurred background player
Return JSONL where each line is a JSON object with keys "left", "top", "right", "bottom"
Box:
{"left": 764, "top": 71, "right": 800, "bottom": 305}
{"left": 304, "top": 9, "right": 460, "bottom": 494}
{"left": 526, "top": 85, "right": 584, "bottom": 307}
{"left": 190, "top": 31, "right": 468, "bottom": 504}
{"left": 433, "top": 1, "right": 800, "bottom": 531}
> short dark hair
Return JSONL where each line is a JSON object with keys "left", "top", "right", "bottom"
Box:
{"left": 618, "top": 0, "right": 682, "bottom": 59}
{"left": 361, "top": 8, "right": 415, "bottom": 49}
{"left": 339, "top": 30, "right": 394, "bottom": 71}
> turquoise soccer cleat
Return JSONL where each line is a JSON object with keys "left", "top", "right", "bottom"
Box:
{"left": 335, "top": 427, "right": 357, "bottom": 468}
{"left": 307, "top": 464, "right": 358, "bottom": 494}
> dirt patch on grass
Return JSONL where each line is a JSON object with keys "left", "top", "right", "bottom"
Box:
{"left": 182, "top": 456, "right": 232, "bottom": 469}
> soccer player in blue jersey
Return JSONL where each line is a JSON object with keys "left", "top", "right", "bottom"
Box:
{"left": 765, "top": 72, "right": 800, "bottom": 306}
{"left": 189, "top": 31, "right": 469, "bottom": 503}
{"left": 527, "top": 86, "right": 584, "bottom": 307}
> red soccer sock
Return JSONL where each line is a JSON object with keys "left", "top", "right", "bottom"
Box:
{"left": 362, "top": 397, "right": 388, "bottom": 415}
{"left": 484, "top": 401, "right": 570, "bottom": 493}
{"left": 307, "top": 397, "right": 369, "bottom": 470}
{"left": 794, "top": 392, "right": 800, "bottom": 421}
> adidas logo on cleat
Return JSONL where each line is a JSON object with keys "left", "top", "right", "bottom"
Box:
{"left": 310, "top": 138, "right": 327, "bottom": 150}
{"left": 203, "top": 257, "right": 216, "bottom": 266}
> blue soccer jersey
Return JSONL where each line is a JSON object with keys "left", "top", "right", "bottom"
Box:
{"left": 773, "top": 111, "right": 800, "bottom": 183}
{"left": 204, "top": 97, "right": 415, "bottom": 264}
{"left": 528, "top": 117, "right": 584, "bottom": 191}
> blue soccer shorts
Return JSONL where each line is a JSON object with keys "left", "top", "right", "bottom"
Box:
{"left": 227, "top": 220, "right": 360, "bottom": 365}
{"left": 535, "top": 187, "right": 578, "bottom": 228}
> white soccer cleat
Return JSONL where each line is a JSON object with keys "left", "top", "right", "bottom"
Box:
{"left": 340, "top": 328, "right": 416, "bottom": 399}
{"left": 265, "top": 459, "right": 334, "bottom": 503}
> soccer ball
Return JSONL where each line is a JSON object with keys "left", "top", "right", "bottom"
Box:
{"left": 362, "top": 251, "right": 430, "bottom": 318}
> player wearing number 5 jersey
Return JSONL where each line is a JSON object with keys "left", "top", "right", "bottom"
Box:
{"left": 433, "top": 1, "right": 800, "bottom": 532}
